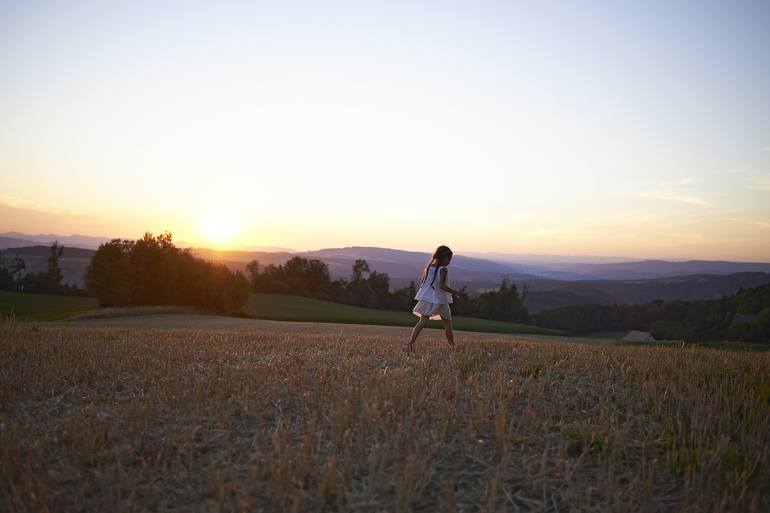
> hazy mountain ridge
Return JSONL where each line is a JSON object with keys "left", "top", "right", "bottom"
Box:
{"left": 522, "top": 272, "right": 770, "bottom": 312}
{"left": 0, "top": 232, "right": 111, "bottom": 249}
{"left": 548, "top": 259, "right": 770, "bottom": 280}
{"left": 0, "top": 244, "right": 97, "bottom": 259}
{"left": 0, "top": 236, "right": 39, "bottom": 249}
{"left": 0, "top": 244, "right": 95, "bottom": 289}
{"left": 3, "top": 238, "right": 770, "bottom": 313}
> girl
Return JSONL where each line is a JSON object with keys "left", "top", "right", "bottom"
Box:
{"left": 406, "top": 245, "right": 467, "bottom": 353}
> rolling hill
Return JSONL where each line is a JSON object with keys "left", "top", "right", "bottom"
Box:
{"left": 0, "top": 244, "right": 96, "bottom": 289}
{"left": 538, "top": 259, "right": 770, "bottom": 280}
{"left": 3, "top": 235, "right": 770, "bottom": 313}
{"left": 0, "top": 232, "right": 111, "bottom": 249}
{"left": 522, "top": 272, "right": 770, "bottom": 312}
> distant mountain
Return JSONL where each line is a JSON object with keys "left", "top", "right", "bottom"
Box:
{"left": 190, "top": 246, "right": 770, "bottom": 312}
{"left": 0, "top": 232, "right": 110, "bottom": 249}
{"left": 3, "top": 237, "right": 769, "bottom": 312}
{"left": 0, "top": 245, "right": 96, "bottom": 259}
{"left": 465, "top": 251, "right": 639, "bottom": 265}
{"left": 523, "top": 272, "right": 770, "bottom": 312}
{"left": 550, "top": 259, "right": 770, "bottom": 280}
{"left": 0, "top": 236, "right": 37, "bottom": 249}
{"left": 0, "top": 245, "right": 95, "bottom": 288}
{"left": 193, "top": 247, "right": 294, "bottom": 263}
{"left": 305, "top": 246, "right": 535, "bottom": 284}
{"left": 241, "top": 244, "right": 297, "bottom": 253}
{"left": 462, "top": 252, "right": 770, "bottom": 280}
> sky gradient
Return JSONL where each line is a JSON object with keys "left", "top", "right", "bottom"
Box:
{"left": 1, "top": 1, "right": 769, "bottom": 260}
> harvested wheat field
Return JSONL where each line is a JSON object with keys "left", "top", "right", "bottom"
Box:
{"left": 1, "top": 323, "right": 769, "bottom": 513}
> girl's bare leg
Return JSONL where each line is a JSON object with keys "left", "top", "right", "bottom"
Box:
{"left": 441, "top": 317, "right": 455, "bottom": 349}
{"left": 407, "top": 315, "right": 429, "bottom": 351}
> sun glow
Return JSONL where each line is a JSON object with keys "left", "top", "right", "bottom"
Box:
{"left": 198, "top": 211, "right": 240, "bottom": 245}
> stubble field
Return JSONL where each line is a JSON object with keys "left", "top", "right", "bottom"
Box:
{"left": 1, "top": 322, "right": 768, "bottom": 512}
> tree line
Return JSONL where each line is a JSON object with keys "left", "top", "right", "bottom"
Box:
{"left": 3, "top": 236, "right": 531, "bottom": 324}
{"left": 85, "top": 232, "right": 249, "bottom": 315}
{"left": 5, "top": 235, "right": 766, "bottom": 342}
{"left": 247, "top": 256, "right": 417, "bottom": 311}
{"left": 0, "top": 242, "right": 86, "bottom": 296}
{"left": 533, "top": 283, "right": 770, "bottom": 343}
{"left": 246, "top": 256, "right": 530, "bottom": 323}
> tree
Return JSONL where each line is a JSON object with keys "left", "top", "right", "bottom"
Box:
{"left": 753, "top": 307, "right": 770, "bottom": 334}
{"left": 10, "top": 254, "right": 25, "bottom": 288}
{"left": 283, "top": 257, "right": 331, "bottom": 296}
{"left": 45, "top": 241, "right": 64, "bottom": 292}
{"left": 389, "top": 280, "right": 418, "bottom": 310}
{"left": 351, "top": 259, "right": 370, "bottom": 282}
{"left": 0, "top": 254, "right": 15, "bottom": 290}
{"left": 85, "top": 239, "right": 133, "bottom": 306}
{"left": 346, "top": 259, "right": 373, "bottom": 307}
{"left": 365, "top": 271, "right": 391, "bottom": 308}
{"left": 475, "top": 278, "right": 529, "bottom": 323}
{"left": 129, "top": 231, "right": 179, "bottom": 305}
{"left": 85, "top": 232, "right": 250, "bottom": 314}
{"left": 244, "top": 256, "right": 414, "bottom": 309}
{"left": 246, "top": 260, "right": 260, "bottom": 290}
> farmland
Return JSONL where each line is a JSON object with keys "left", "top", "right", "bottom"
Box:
{"left": 1, "top": 321, "right": 768, "bottom": 512}
{"left": 245, "top": 293, "right": 565, "bottom": 336}
{"left": 0, "top": 291, "right": 97, "bottom": 322}
{"left": 0, "top": 291, "right": 565, "bottom": 337}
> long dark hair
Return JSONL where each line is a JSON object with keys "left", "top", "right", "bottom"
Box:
{"left": 419, "top": 245, "right": 453, "bottom": 289}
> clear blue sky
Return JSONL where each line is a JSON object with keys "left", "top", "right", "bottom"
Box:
{"left": 1, "top": 1, "right": 769, "bottom": 259}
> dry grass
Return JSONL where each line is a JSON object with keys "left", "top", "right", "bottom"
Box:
{"left": 1, "top": 322, "right": 768, "bottom": 513}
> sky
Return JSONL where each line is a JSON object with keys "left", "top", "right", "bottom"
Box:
{"left": 1, "top": 0, "right": 769, "bottom": 260}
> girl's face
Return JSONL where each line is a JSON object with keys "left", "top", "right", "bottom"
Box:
{"left": 438, "top": 254, "right": 453, "bottom": 266}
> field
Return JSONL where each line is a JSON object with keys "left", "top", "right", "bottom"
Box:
{"left": 0, "top": 291, "right": 565, "bottom": 337}
{"left": 0, "top": 291, "right": 98, "bottom": 321}
{"left": 246, "top": 294, "right": 565, "bottom": 336}
{"left": 1, "top": 321, "right": 768, "bottom": 512}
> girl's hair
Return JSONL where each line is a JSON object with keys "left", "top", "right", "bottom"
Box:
{"left": 419, "top": 245, "right": 453, "bottom": 289}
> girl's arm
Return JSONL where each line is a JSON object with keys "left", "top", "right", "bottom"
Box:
{"left": 439, "top": 268, "right": 467, "bottom": 298}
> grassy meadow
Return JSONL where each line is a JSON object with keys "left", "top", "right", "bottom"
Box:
{"left": 0, "top": 291, "right": 98, "bottom": 321}
{"left": 246, "top": 293, "right": 565, "bottom": 336}
{"left": 1, "top": 322, "right": 768, "bottom": 512}
{"left": 0, "top": 291, "right": 565, "bottom": 337}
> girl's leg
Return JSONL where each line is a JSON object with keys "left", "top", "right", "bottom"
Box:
{"left": 441, "top": 317, "right": 455, "bottom": 349}
{"left": 407, "top": 315, "right": 429, "bottom": 351}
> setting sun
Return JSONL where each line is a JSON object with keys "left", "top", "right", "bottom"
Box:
{"left": 198, "top": 211, "right": 240, "bottom": 245}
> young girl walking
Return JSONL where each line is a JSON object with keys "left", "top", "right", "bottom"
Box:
{"left": 405, "top": 245, "right": 467, "bottom": 353}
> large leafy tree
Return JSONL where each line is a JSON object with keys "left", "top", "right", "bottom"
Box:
{"left": 85, "top": 232, "right": 249, "bottom": 315}
{"left": 85, "top": 239, "right": 134, "bottom": 306}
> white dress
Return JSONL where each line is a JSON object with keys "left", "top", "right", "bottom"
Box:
{"left": 412, "top": 265, "right": 452, "bottom": 320}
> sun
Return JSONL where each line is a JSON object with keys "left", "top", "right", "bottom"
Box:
{"left": 198, "top": 211, "right": 240, "bottom": 246}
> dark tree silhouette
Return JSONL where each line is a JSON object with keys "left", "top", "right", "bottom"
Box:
{"left": 45, "top": 241, "right": 64, "bottom": 291}
{"left": 85, "top": 232, "right": 249, "bottom": 315}
{"left": 0, "top": 254, "right": 14, "bottom": 290}
{"left": 10, "top": 254, "right": 25, "bottom": 286}
{"left": 85, "top": 239, "right": 133, "bottom": 306}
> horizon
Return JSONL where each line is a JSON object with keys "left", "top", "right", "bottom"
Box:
{"left": 2, "top": 2, "right": 769, "bottom": 260}
{"left": 4, "top": 229, "right": 770, "bottom": 265}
